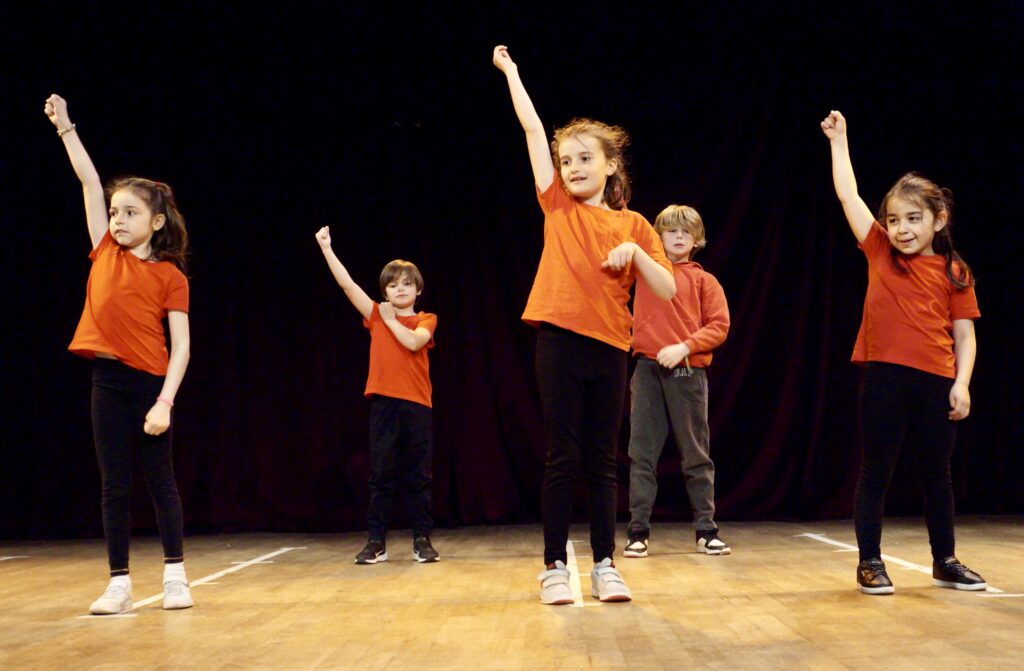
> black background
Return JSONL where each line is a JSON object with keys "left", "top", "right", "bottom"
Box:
{"left": 3, "top": 2, "right": 1022, "bottom": 538}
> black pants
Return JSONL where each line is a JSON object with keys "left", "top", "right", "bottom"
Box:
{"left": 366, "top": 396, "right": 433, "bottom": 540}
{"left": 855, "top": 362, "right": 957, "bottom": 562}
{"left": 536, "top": 324, "right": 628, "bottom": 565}
{"left": 92, "top": 359, "right": 184, "bottom": 575}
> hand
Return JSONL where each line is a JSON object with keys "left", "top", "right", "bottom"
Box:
{"left": 601, "top": 242, "right": 637, "bottom": 271}
{"left": 378, "top": 301, "right": 397, "bottom": 321}
{"left": 820, "top": 110, "right": 847, "bottom": 141}
{"left": 315, "top": 226, "right": 332, "bottom": 249}
{"left": 492, "top": 45, "right": 517, "bottom": 73}
{"left": 949, "top": 382, "right": 971, "bottom": 421}
{"left": 144, "top": 401, "right": 172, "bottom": 435}
{"left": 656, "top": 343, "right": 690, "bottom": 369}
{"left": 44, "top": 93, "right": 73, "bottom": 131}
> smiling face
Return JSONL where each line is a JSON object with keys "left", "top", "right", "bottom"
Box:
{"left": 557, "top": 133, "right": 618, "bottom": 207}
{"left": 883, "top": 195, "right": 947, "bottom": 256}
{"left": 108, "top": 189, "right": 165, "bottom": 258}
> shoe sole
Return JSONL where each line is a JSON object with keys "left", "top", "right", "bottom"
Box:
{"left": 89, "top": 600, "right": 133, "bottom": 615}
{"left": 355, "top": 552, "right": 388, "bottom": 565}
{"left": 623, "top": 549, "right": 647, "bottom": 558}
{"left": 163, "top": 599, "right": 194, "bottom": 610}
{"left": 413, "top": 553, "right": 440, "bottom": 563}
{"left": 541, "top": 596, "right": 575, "bottom": 605}
{"left": 933, "top": 579, "right": 987, "bottom": 591}
{"left": 592, "top": 591, "right": 632, "bottom": 602}
{"left": 858, "top": 585, "right": 895, "bottom": 595}
{"left": 697, "top": 545, "right": 731, "bottom": 555}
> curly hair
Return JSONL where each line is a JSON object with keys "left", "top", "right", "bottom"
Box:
{"left": 551, "top": 118, "right": 631, "bottom": 210}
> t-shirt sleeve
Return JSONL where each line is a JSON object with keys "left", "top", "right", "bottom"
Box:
{"left": 536, "top": 175, "right": 570, "bottom": 216}
{"left": 88, "top": 231, "right": 114, "bottom": 261}
{"left": 363, "top": 302, "right": 380, "bottom": 329}
{"left": 858, "top": 221, "right": 888, "bottom": 259}
{"left": 417, "top": 313, "right": 437, "bottom": 349}
{"left": 164, "top": 271, "right": 190, "bottom": 313}
{"left": 950, "top": 284, "right": 980, "bottom": 320}
{"left": 635, "top": 217, "right": 671, "bottom": 271}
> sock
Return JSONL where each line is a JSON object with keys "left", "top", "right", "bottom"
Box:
{"left": 164, "top": 561, "right": 188, "bottom": 585}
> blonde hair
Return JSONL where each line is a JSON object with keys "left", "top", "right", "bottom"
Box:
{"left": 551, "top": 118, "right": 631, "bottom": 210}
{"left": 654, "top": 205, "right": 706, "bottom": 257}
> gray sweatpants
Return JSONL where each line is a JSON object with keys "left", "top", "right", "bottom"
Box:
{"left": 627, "top": 356, "right": 717, "bottom": 532}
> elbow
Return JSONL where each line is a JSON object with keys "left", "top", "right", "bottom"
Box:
{"left": 656, "top": 276, "right": 676, "bottom": 301}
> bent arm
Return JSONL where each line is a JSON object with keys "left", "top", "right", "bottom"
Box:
{"left": 685, "top": 282, "right": 730, "bottom": 354}
{"left": 633, "top": 247, "right": 675, "bottom": 300}
{"left": 383, "top": 321, "right": 432, "bottom": 352}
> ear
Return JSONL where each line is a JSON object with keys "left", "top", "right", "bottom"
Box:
{"left": 605, "top": 157, "right": 618, "bottom": 176}
{"left": 152, "top": 213, "right": 166, "bottom": 231}
{"left": 933, "top": 210, "right": 949, "bottom": 232}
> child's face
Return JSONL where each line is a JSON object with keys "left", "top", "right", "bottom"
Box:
{"left": 384, "top": 274, "right": 421, "bottom": 311}
{"left": 557, "top": 134, "right": 617, "bottom": 206}
{"left": 108, "top": 189, "right": 164, "bottom": 253}
{"left": 661, "top": 227, "right": 697, "bottom": 263}
{"left": 884, "top": 195, "right": 946, "bottom": 256}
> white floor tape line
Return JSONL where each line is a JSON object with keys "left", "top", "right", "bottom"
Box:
{"left": 796, "top": 533, "right": 1020, "bottom": 597}
{"left": 77, "top": 546, "right": 308, "bottom": 618}
{"left": 565, "top": 540, "right": 586, "bottom": 608}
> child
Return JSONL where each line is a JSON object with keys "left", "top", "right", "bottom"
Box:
{"left": 44, "top": 94, "right": 193, "bottom": 614}
{"left": 493, "top": 46, "right": 676, "bottom": 604}
{"left": 821, "top": 110, "right": 986, "bottom": 595}
{"left": 315, "top": 227, "right": 440, "bottom": 564}
{"left": 624, "top": 205, "right": 731, "bottom": 559}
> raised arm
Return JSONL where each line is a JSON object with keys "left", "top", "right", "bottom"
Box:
{"left": 44, "top": 94, "right": 108, "bottom": 248}
{"left": 315, "top": 226, "right": 374, "bottom": 319}
{"left": 492, "top": 46, "right": 555, "bottom": 191}
{"left": 821, "top": 110, "right": 874, "bottom": 243}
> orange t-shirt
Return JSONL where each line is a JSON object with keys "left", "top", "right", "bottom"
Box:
{"left": 852, "top": 222, "right": 979, "bottom": 378}
{"left": 69, "top": 232, "right": 189, "bottom": 377}
{"left": 632, "top": 260, "right": 730, "bottom": 367}
{"left": 363, "top": 302, "right": 437, "bottom": 408}
{"left": 522, "top": 177, "right": 671, "bottom": 351}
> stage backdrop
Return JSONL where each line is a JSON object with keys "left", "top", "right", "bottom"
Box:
{"left": 2, "top": 5, "right": 1022, "bottom": 538}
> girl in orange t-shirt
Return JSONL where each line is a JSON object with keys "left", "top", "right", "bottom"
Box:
{"left": 493, "top": 46, "right": 676, "bottom": 605}
{"left": 45, "top": 95, "right": 193, "bottom": 615}
{"left": 822, "top": 110, "right": 985, "bottom": 596}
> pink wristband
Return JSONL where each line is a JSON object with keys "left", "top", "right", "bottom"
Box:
{"left": 157, "top": 396, "right": 174, "bottom": 407}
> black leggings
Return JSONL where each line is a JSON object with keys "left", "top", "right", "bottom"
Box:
{"left": 536, "top": 324, "right": 628, "bottom": 565}
{"left": 855, "top": 362, "right": 957, "bottom": 562}
{"left": 92, "top": 359, "right": 184, "bottom": 575}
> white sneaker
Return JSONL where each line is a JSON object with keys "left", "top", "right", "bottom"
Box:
{"left": 591, "top": 558, "right": 632, "bottom": 602}
{"left": 696, "top": 531, "right": 731, "bottom": 555}
{"left": 162, "top": 581, "right": 194, "bottom": 610}
{"left": 538, "top": 561, "right": 574, "bottom": 605}
{"left": 89, "top": 584, "right": 133, "bottom": 614}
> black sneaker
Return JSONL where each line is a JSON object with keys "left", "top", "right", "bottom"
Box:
{"left": 355, "top": 539, "right": 388, "bottom": 564}
{"left": 696, "top": 530, "right": 731, "bottom": 555}
{"left": 413, "top": 535, "right": 440, "bottom": 563}
{"left": 857, "top": 558, "right": 894, "bottom": 595}
{"left": 933, "top": 556, "right": 987, "bottom": 591}
{"left": 624, "top": 528, "right": 649, "bottom": 558}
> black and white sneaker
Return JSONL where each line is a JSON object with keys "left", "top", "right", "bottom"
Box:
{"left": 696, "top": 530, "right": 731, "bottom": 555}
{"left": 857, "top": 558, "right": 895, "bottom": 595}
{"left": 413, "top": 535, "right": 440, "bottom": 563}
{"left": 355, "top": 539, "right": 388, "bottom": 564}
{"left": 624, "top": 529, "right": 649, "bottom": 558}
{"left": 933, "top": 556, "right": 987, "bottom": 591}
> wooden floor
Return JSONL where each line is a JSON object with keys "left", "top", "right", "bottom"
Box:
{"left": 1, "top": 517, "right": 1022, "bottom": 670}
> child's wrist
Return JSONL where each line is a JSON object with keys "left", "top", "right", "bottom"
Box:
{"left": 156, "top": 396, "right": 174, "bottom": 407}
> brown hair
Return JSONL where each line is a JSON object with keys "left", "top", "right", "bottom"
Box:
{"left": 379, "top": 260, "right": 424, "bottom": 300}
{"left": 878, "top": 172, "right": 974, "bottom": 289}
{"left": 654, "top": 204, "right": 707, "bottom": 258}
{"left": 106, "top": 177, "right": 188, "bottom": 272}
{"left": 551, "top": 118, "right": 631, "bottom": 210}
